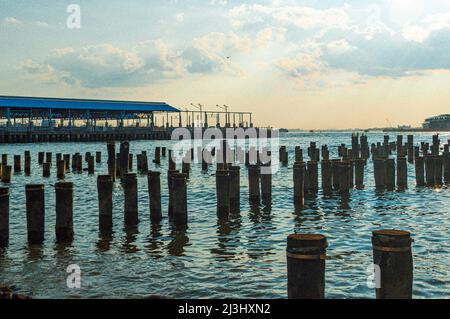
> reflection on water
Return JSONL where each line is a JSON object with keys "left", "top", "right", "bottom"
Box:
{"left": 0, "top": 131, "right": 449, "bottom": 298}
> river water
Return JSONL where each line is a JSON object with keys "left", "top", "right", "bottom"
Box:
{"left": 0, "top": 131, "right": 448, "bottom": 299}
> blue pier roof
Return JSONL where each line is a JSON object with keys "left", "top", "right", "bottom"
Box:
{"left": 0, "top": 96, "right": 180, "bottom": 113}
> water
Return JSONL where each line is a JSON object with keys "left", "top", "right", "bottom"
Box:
{"left": 0, "top": 131, "right": 449, "bottom": 299}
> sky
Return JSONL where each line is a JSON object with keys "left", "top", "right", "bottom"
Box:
{"left": 1, "top": 0, "right": 450, "bottom": 129}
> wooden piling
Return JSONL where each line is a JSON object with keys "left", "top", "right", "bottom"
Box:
{"left": 123, "top": 173, "right": 139, "bottom": 228}
{"left": 24, "top": 155, "right": 31, "bottom": 176}
{"left": 415, "top": 156, "right": 425, "bottom": 186}
{"left": 424, "top": 155, "right": 435, "bottom": 186}
{"left": 96, "top": 151, "right": 101, "bottom": 163}
{"left": 354, "top": 158, "right": 365, "bottom": 189}
{"left": 87, "top": 156, "right": 94, "bottom": 174}
{"left": 42, "top": 162, "right": 51, "bottom": 178}
{"left": 1, "top": 165, "right": 12, "bottom": 183}
{"left": 306, "top": 161, "right": 318, "bottom": 194}
{"left": 45, "top": 152, "right": 52, "bottom": 165}
{"left": 373, "top": 159, "right": 386, "bottom": 190}
{"left": 385, "top": 158, "right": 395, "bottom": 191}
{"left": 25, "top": 184, "right": 45, "bottom": 245}
{"left": 38, "top": 152, "right": 44, "bottom": 165}
{"left": 55, "top": 182, "right": 74, "bottom": 243}
{"left": 229, "top": 166, "right": 240, "bottom": 212}
{"left": 372, "top": 230, "right": 413, "bottom": 299}
{"left": 321, "top": 160, "right": 332, "bottom": 192}
{"left": 13, "top": 155, "right": 21, "bottom": 173}
{"left": 331, "top": 159, "right": 341, "bottom": 190}
{"left": 0, "top": 187, "right": 9, "bottom": 247}
{"left": 434, "top": 156, "right": 443, "bottom": 186}
{"left": 167, "top": 169, "right": 179, "bottom": 220}
{"left": 172, "top": 173, "right": 188, "bottom": 228}
{"left": 216, "top": 170, "right": 230, "bottom": 219}
{"left": 97, "top": 175, "right": 113, "bottom": 234}
{"left": 338, "top": 161, "right": 350, "bottom": 194}
{"left": 107, "top": 142, "right": 116, "bottom": 182}
{"left": 444, "top": 154, "right": 450, "bottom": 183}
{"left": 248, "top": 165, "right": 261, "bottom": 204}
{"left": 119, "top": 141, "right": 130, "bottom": 178}
{"left": 57, "top": 160, "right": 66, "bottom": 179}
{"left": 293, "top": 162, "right": 305, "bottom": 207}
{"left": 154, "top": 147, "right": 161, "bottom": 164}
{"left": 147, "top": 171, "right": 162, "bottom": 223}
{"left": 397, "top": 157, "right": 408, "bottom": 189}
{"left": 287, "top": 234, "right": 327, "bottom": 299}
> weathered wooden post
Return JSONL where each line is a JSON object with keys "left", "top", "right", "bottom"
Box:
{"left": 107, "top": 142, "right": 116, "bottom": 182}
{"left": 424, "top": 155, "right": 435, "bottom": 186}
{"left": 338, "top": 161, "right": 350, "bottom": 194}
{"left": 123, "top": 173, "right": 139, "bottom": 229}
{"left": 331, "top": 159, "right": 341, "bottom": 190}
{"left": 154, "top": 147, "right": 161, "bottom": 165}
{"left": 167, "top": 169, "right": 179, "bottom": 220}
{"left": 55, "top": 182, "right": 74, "bottom": 243}
{"left": 248, "top": 165, "right": 261, "bottom": 204}
{"left": 38, "top": 152, "right": 44, "bottom": 165}
{"left": 1, "top": 154, "right": 7, "bottom": 166}
{"left": 42, "top": 162, "right": 51, "bottom": 178}
{"left": 25, "top": 184, "right": 45, "bottom": 244}
{"left": 407, "top": 135, "right": 414, "bottom": 163}
{"left": 373, "top": 159, "right": 386, "bottom": 190}
{"left": 295, "top": 147, "right": 303, "bottom": 162}
{"left": 372, "top": 230, "right": 413, "bottom": 299}
{"left": 182, "top": 160, "right": 190, "bottom": 179}
{"left": 2, "top": 165, "right": 12, "bottom": 183}
{"left": 13, "top": 155, "right": 21, "bottom": 173}
{"left": 24, "top": 155, "right": 31, "bottom": 176}
{"left": 119, "top": 141, "right": 130, "bottom": 178}
{"left": 444, "top": 154, "right": 450, "bottom": 183}
{"left": 307, "top": 161, "right": 318, "bottom": 194}
{"left": 354, "top": 158, "right": 365, "bottom": 189}
{"left": 0, "top": 187, "right": 9, "bottom": 247}
{"left": 287, "top": 234, "right": 327, "bottom": 299}
{"left": 434, "top": 156, "right": 443, "bottom": 186}
{"left": 45, "top": 152, "right": 52, "bottom": 165}
{"left": 229, "top": 166, "right": 240, "bottom": 212}
{"left": 415, "top": 156, "right": 425, "bottom": 186}
{"left": 321, "top": 160, "right": 332, "bottom": 193}
{"left": 128, "top": 153, "right": 133, "bottom": 171}
{"left": 148, "top": 171, "right": 162, "bottom": 223}
{"left": 63, "top": 154, "right": 70, "bottom": 171}
{"left": 385, "top": 158, "right": 396, "bottom": 191}
{"left": 397, "top": 157, "right": 408, "bottom": 189}
{"left": 260, "top": 163, "right": 272, "bottom": 205}
{"left": 216, "top": 170, "right": 230, "bottom": 219}
{"left": 97, "top": 175, "right": 113, "bottom": 234}
{"left": 172, "top": 173, "right": 188, "bottom": 229}
{"left": 162, "top": 147, "right": 167, "bottom": 157}
{"left": 96, "top": 151, "right": 102, "bottom": 163}
{"left": 57, "top": 160, "right": 66, "bottom": 179}
{"left": 87, "top": 156, "right": 95, "bottom": 174}
{"left": 293, "top": 162, "right": 305, "bottom": 207}
{"left": 168, "top": 150, "right": 176, "bottom": 170}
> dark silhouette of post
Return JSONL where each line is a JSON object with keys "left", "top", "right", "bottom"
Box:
{"left": 372, "top": 230, "right": 413, "bottom": 299}
{"left": 148, "top": 171, "right": 162, "bottom": 223}
{"left": 25, "top": 184, "right": 45, "bottom": 245}
{"left": 287, "top": 234, "right": 327, "bottom": 299}
{"left": 123, "top": 173, "right": 138, "bottom": 229}
{"left": 0, "top": 187, "right": 9, "bottom": 247}
{"left": 55, "top": 182, "right": 74, "bottom": 243}
{"left": 97, "top": 175, "right": 113, "bottom": 234}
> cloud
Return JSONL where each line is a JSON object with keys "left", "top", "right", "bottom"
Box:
{"left": 3, "top": 17, "right": 22, "bottom": 25}
{"left": 35, "top": 21, "right": 49, "bottom": 27}
{"left": 175, "top": 13, "right": 184, "bottom": 23}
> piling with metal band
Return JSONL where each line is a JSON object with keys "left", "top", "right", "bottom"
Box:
{"left": 147, "top": 171, "right": 162, "bottom": 223}
{"left": 107, "top": 142, "right": 116, "bottom": 182}
{"left": 385, "top": 158, "right": 396, "bottom": 191}
{"left": 97, "top": 175, "right": 113, "bottom": 234}
{"left": 424, "top": 155, "right": 435, "bottom": 186}
{"left": 172, "top": 173, "right": 188, "bottom": 228}
{"left": 216, "top": 170, "right": 230, "bottom": 219}
{"left": 25, "top": 184, "right": 45, "bottom": 244}
{"left": 42, "top": 162, "right": 51, "bottom": 178}
{"left": 415, "top": 156, "right": 425, "bottom": 186}
{"left": 397, "top": 157, "right": 408, "bottom": 189}
{"left": 338, "top": 161, "right": 350, "bottom": 194}
{"left": 306, "top": 161, "right": 318, "bottom": 194}
{"left": 0, "top": 187, "right": 9, "bottom": 247}
{"left": 444, "top": 154, "right": 450, "bottom": 183}
{"left": 354, "top": 158, "right": 365, "bottom": 188}
{"left": 57, "top": 160, "right": 66, "bottom": 179}
{"left": 248, "top": 165, "right": 261, "bottom": 204}
{"left": 96, "top": 151, "right": 102, "bottom": 163}
{"left": 260, "top": 163, "right": 272, "bottom": 204}
{"left": 229, "top": 166, "right": 240, "bottom": 212}
{"left": 38, "top": 152, "right": 44, "bottom": 165}
{"left": 434, "top": 156, "right": 443, "bottom": 186}
{"left": 167, "top": 169, "right": 179, "bottom": 219}
{"left": 154, "top": 147, "right": 161, "bottom": 164}
{"left": 293, "top": 162, "right": 305, "bottom": 207}
{"left": 24, "top": 155, "right": 31, "bottom": 176}
{"left": 55, "top": 182, "right": 74, "bottom": 243}
{"left": 13, "top": 155, "right": 21, "bottom": 173}
{"left": 123, "top": 173, "right": 139, "bottom": 228}
{"left": 373, "top": 159, "right": 386, "bottom": 190}
{"left": 287, "top": 234, "right": 327, "bottom": 299}
{"left": 372, "top": 230, "right": 413, "bottom": 299}
{"left": 45, "top": 152, "right": 52, "bottom": 165}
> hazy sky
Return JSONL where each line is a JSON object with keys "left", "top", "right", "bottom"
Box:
{"left": 1, "top": 0, "right": 450, "bottom": 129}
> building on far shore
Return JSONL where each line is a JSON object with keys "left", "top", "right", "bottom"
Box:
{"left": 423, "top": 114, "right": 450, "bottom": 130}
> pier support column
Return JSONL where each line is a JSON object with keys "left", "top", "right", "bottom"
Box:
{"left": 293, "top": 162, "right": 305, "bottom": 207}
{"left": 229, "top": 166, "right": 240, "bottom": 213}
{"left": 248, "top": 165, "right": 261, "bottom": 205}
{"left": 55, "top": 182, "right": 74, "bottom": 243}
{"left": 372, "top": 230, "right": 413, "bottom": 299}
{"left": 148, "top": 171, "right": 162, "bottom": 223}
{"left": 123, "top": 173, "right": 138, "bottom": 229}
{"left": 172, "top": 173, "right": 188, "bottom": 229}
{"left": 0, "top": 188, "right": 9, "bottom": 247}
{"left": 26, "top": 184, "right": 45, "bottom": 245}
{"left": 97, "top": 175, "right": 113, "bottom": 234}
{"left": 287, "top": 234, "right": 327, "bottom": 299}
{"left": 216, "top": 170, "right": 230, "bottom": 219}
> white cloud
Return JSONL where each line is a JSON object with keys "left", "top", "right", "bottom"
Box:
{"left": 3, "top": 17, "right": 22, "bottom": 25}
{"left": 35, "top": 21, "right": 49, "bottom": 27}
{"left": 175, "top": 13, "right": 184, "bottom": 23}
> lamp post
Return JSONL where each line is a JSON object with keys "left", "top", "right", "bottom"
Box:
{"left": 216, "top": 104, "right": 230, "bottom": 128}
